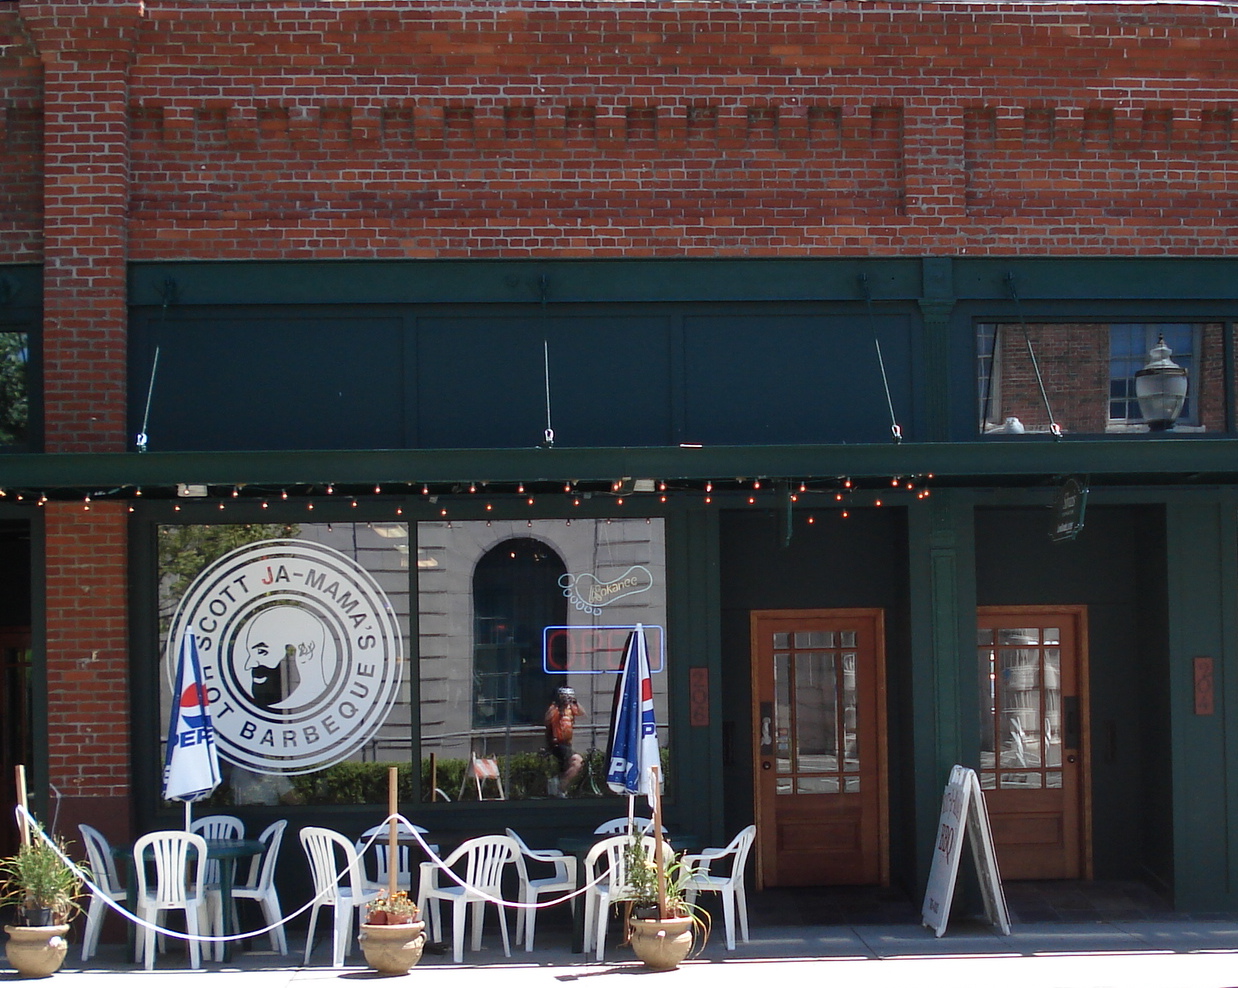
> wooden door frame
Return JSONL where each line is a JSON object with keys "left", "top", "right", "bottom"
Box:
{"left": 977, "top": 604, "right": 1093, "bottom": 880}
{"left": 749, "top": 607, "right": 889, "bottom": 890}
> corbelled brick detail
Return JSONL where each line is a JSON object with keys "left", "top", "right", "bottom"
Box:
{"left": 2, "top": 2, "right": 1237, "bottom": 262}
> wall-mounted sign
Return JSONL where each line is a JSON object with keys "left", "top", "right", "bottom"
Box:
{"left": 1050, "top": 476, "right": 1088, "bottom": 543}
{"left": 542, "top": 624, "right": 665, "bottom": 674}
{"left": 165, "top": 539, "right": 403, "bottom": 775}
{"left": 559, "top": 565, "right": 653, "bottom": 615}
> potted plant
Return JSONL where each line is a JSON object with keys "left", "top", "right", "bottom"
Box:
{"left": 622, "top": 838, "right": 709, "bottom": 970}
{"left": 0, "top": 835, "right": 89, "bottom": 977}
{"left": 357, "top": 890, "right": 427, "bottom": 975}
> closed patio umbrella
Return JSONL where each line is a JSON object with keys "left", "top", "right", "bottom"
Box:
{"left": 163, "top": 632, "right": 222, "bottom": 830}
{"left": 605, "top": 623, "right": 661, "bottom": 824}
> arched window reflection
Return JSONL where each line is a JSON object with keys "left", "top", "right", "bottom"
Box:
{"left": 472, "top": 538, "right": 567, "bottom": 729}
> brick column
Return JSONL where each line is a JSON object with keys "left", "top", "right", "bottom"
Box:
{"left": 21, "top": 1, "right": 140, "bottom": 843}
{"left": 42, "top": 501, "right": 132, "bottom": 837}
{"left": 22, "top": 0, "right": 139, "bottom": 454}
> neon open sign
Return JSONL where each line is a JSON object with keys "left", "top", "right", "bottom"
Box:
{"left": 541, "top": 625, "right": 666, "bottom": 674}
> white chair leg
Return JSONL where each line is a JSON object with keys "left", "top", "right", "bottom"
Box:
{"left": 737, "top": 885, "right": 750, "bottom": 943}
{"left": 470, "top": 899, "right": 485, "bottom": 952}
{"left": 81, "top": 897, "right": 105, "bottom": 961}
{"left": 524, "top": 896, "right": 537, "bottom": 952}
{"left": 303, "top": 904, "right": 320, "bottom": 965}
{"left": 452, "top": 899, "right": 467, "bottom": 963}
{"left": 582, "top": 893, "right": 596, "bottom": 953}
{"left": 496, "top": 902, "right": 511, "bottom": 958}
{"left": 594, "top": 895, "right": 610, "bottom": 962}
{"left": 185, "top": 907, "right": 203, "bottom": 970}
{"left": 262, "top": 892, "right": 288, "bottom": 954}
{"left": 722, "top": 890, "right": 737, "bottom": 950}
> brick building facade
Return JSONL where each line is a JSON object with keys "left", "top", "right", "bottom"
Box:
{"left": 5, "top": 0, "right": 1238, "bottom": 915}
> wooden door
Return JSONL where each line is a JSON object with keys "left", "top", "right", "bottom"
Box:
{"left": 977, "top": 607, "right": 1091, "bottom": 880}
{"left": 751, "top": 609, "right": 888, "bottom": 888}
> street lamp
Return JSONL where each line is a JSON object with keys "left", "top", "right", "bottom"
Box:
{"left": 1135, "top": 334, "right": 1189, "bottom": 431}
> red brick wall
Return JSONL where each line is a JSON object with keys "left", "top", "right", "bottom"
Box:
{"left": 3, "top": 2, "right": 1238, "bottom": 263}
{"left": 43, "top": 500, "right": 132, "bottom": 834}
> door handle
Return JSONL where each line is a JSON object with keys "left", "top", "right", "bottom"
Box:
{"left": 758, "top": 702, "right": 774, "bottom": 755}
{"left": 1063, "top": 696, "right": 1080, "bottom": 750}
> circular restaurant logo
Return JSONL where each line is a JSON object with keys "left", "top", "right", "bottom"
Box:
{"left": 165, "top": 539, "right": 403, "bottom": 775}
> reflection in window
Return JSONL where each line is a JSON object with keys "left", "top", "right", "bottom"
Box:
{"left": 419, "top": 518, "right": 668, "bottom": 801}
{"left": 1109, "top": 323, "right": 1198, "bottom": 426}
{"left": 472, "top": 539, "right": 567, "bottom": 729}
{"left": 977, "top": 321, "right": 1220, "bottom": 435}
{"left": 0, "top": 332, "right": 28, "bottom": 446}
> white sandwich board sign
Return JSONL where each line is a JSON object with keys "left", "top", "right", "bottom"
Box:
{"left": 921, "top": 764, "right": 1011, "bottom": 937}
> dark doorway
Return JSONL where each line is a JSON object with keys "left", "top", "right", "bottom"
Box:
{"left": 0, "top": 521, "right": 32, "bottom": 859}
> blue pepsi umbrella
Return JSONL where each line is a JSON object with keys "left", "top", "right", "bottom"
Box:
{"left": 606, "top": 623, "right": 662, "bottom": 819}
{"left": 163, "top": 632, "right": 221, "bottom": 829}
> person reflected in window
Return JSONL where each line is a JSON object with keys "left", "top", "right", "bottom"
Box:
{"left": 544, "top": 686, "right": 585, "bottom": 797}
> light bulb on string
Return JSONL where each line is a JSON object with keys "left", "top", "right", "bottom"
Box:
{"left": 485, "top": 503, "right": 493, "bottom": 512}
{"left": 807, "top": 515, "right": 815, "bottom": 524}
{"left": 325, "top": 485, "right": 333, "bottom": 495}
{"left": 350, "top": 499, "right": 358, "bottom": 508}
{"left": 422, "top": 485, "right": 429, "bottom": 496}
{"left": 469, "top": 483, "right": 477, "bottom": 494}
{"left": 218, "top": 502, "right": 226, "bottom": 511}
{"left": 747, "top": 496, "right": 755, "bottom": 505}
{"left": 842, "top": 509, "right": 850, "bottom": 519}
{"left": 617, "top": 497, "right": 624, "bottom": 506}
{"left": 232, "top": 487, "right": 240, "bottom": 497}
{"left": 281, "top": 490, "right": 288, "bottom": 500}
{"left": 440, "top": 508, "right": 448, "bottom": 517}
{"left": 706, "top": 481, "right": 713, "bottom": 492}
{"left": 375, "top": 484, "right": 382, "bottom": 494}
{"left": 396, "top": 506, "right": 402, "bottom": 515}
{"left": 517, "top": 483, "right": 525, "bottom": 494}
{"left": 307, "top": 502, "right": 315, "bottom": 511}
{"left": 261, "top": 501, "right": 268, "bottom": 510}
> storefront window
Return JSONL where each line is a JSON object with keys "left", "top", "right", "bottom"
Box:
{"left": 158, "top": 522, "right": 412, "bottom": 806}
{"left": 418, "top": 517, "right": 668, "bottom": 802}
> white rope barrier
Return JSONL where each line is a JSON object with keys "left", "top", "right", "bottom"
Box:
{"left": 13, "top": 806, "right": 612, "bottom": 948}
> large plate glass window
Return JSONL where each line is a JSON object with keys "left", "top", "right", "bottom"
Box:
{"left": 157, "top": 522, "right": 412, "bottom": 806}
{"left": 418, "top": 517, "right": 668, "bottom": 802}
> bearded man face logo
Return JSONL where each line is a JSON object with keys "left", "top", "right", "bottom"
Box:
{"left": 241, "top": 605, "right": 337, "bottom": 712}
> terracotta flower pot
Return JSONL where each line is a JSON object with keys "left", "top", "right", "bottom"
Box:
{"left": 4, "top": 923, "right": 71, "bottom": 978}
{"left": 358, "top": 920, "right": 427, "bottom": 975}
{"left": 627, "top": 915, "right": 695, "bottom": 971}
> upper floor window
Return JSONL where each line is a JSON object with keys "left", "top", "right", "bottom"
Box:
{"left": 0, "top": 332, "right": 28, "bottom": 446}
{"left": 978, "top": 321, "right": 1222, "bottom": 436}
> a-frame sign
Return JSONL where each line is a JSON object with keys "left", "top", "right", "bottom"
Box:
{"left": 921, "top": 764, "right": 1012, "bottom": 937}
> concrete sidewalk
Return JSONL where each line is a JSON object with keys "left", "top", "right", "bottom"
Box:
{"left": 14, "top": 913, "right": 1238, "bottom": 988}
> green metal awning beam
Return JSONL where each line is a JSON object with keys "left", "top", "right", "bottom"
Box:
{"left": 1, "top": 439, "right": 1236, "bottom": 491}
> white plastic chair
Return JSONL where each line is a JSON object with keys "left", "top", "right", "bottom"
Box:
{"left": 300, "top": 826, "right": 383, "bottom": 967}
{"left": 505, "top": 828, "right": 578, "bottom": 951}
{"left": 682, "top": 825, "right": 757, "bottom": 950}
{"left": 592, "top": 816, "right": 665, "bottom": 836}
{"left": 582, "top": 834, "right": 673, "bottom": 961}
{"left": 78, "top": 824, "right": 126, "bottom": 962}
{"left": 354, "top": 821, "right": 438, "bottom": 888}
{"left": 416, "top": 834, "right": 518, "bottom": 963}
{"left": 219, "top": 819, "right": 289, "bottom": 956}
{"left": 190, "top": 814, "right": 245, "bottom": 890}
{"left": 133, "top": 830, "right": 210, "bottom": 971}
